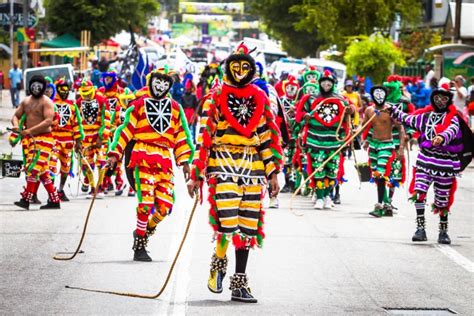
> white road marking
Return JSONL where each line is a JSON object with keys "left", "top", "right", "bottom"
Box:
{"left": 435, "top": 244, "right": 474, "bottom": 273}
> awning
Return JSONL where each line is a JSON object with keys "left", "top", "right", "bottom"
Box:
{"left": 41, "top": 34, "right": 81, "bottom": 49}
{"left": 101, "top": 39, "right": 120, "bottom": 47}
{"left": 29, "top": 47, "right": 89, "bottom": 58}
{"left": 425, "top": 43, "right": 474, "bottom": 53}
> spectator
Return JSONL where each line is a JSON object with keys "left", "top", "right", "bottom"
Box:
{"left": 412, "top": 80, "right": 431, "bottom": 109}
{"left": 424, "top": 63, "right": 435, "bottom": 88}
{"left": 0, "top": 70, "right": 4, "bottom": 90}
{"left": 170, "top": 73, "right": 184, "bottom": 105}
{"left": 98, "top": 56, "right": 110, "bottom": 72}
{"left": 467, "top": 77, "right": 474, "bottom": 118}
{"left": 8, "top": 63, "right": 22, "bottom": 108}
{"left": 429, "top": 77, "right": 438, "bottom": 90}
{"left": 181, "top": 80, "right": 198, "bottom": 142}
{"left": 357, "top": 80, "right": 371, "bottom": 112}
{"left": 452, "top": 75, "right": 467, "bottom": 113}
{"left": 342, "top": 79, "right": 363, "bottom": 126}
{"left": 90, "top": 61, "right": 102, "bottom": 88}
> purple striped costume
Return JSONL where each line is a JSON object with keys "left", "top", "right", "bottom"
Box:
{"left": 391, "top": 106, "right": 461, "bottom": 212}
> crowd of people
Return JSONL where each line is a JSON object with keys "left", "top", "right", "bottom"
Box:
{"left": 7, "top": 44, "right": 472, "bottom": 303}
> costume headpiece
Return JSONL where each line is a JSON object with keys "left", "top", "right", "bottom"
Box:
{"left": 79, "top": 79, "right": 96, "bottom": 99}
{"left": 146, "top": 66, "right": 173, "bottom": 99}
{"left": 430, "top": 83, "right": 453, "bottom": 113}
{"left": 29, "top": 75, "right": 47, "bottom": 98}
{"left": 102, "top": 68, "right": 118, "bottom": 90}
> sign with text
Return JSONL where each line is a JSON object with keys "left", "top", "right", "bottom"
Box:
{"left": 0, "top": 3, "right": 37, "bottom": 31}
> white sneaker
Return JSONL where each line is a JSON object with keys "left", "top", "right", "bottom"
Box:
{"left": 86, "top": 191, "right": 105, "bottom": 199}
{"left": 323, "top": 196, "right": 333, "bottom": 209}
{"left": 314, "top": 199, "right": 324, "bottom": 209}
{"left": 269, "top": 197, "right": 279, "bottom": 209}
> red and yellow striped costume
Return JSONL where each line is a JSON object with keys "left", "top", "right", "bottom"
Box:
{"left": 192, "top": 83, "right": 283, "bottom": 248}
{"left": 109, "top": 88, "right": 193, "bottom": 236}
{"left": 50, "top": 99, "right": 84, "bottom": 176}
{"left": 76, "top": 94, "right": 110, "bottom": 188}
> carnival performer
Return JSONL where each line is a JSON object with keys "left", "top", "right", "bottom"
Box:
{"left": 296, "top": 67, "right": 320, "bottom": 101}
{"left": 360, "top": 86, "right": 405, "bottom": 217}
{"left": 98, "top": 69, "right": 125, "bottom": 194}
{"left": 279, "top": 75, "right": 300, "bottom": 193}
{"left": 76, "top": 79, "right": 110, "bottom": 199}
{"left": 187, "top": 43, "right": 283, "bottom": 303}
{"left": 51, "top": 78, "right": 84, "bottom": 201}
{"left": 389, "top": 84, "right": 467, "bottom": 244}
{"left": 10, "top": 75, "right": 61, "bottom": 210}
{"left": 295, "top": 70, "right": 354, "bottom": 209}
{"left": 107, "top": 67, "right": 193, "bottom": 262}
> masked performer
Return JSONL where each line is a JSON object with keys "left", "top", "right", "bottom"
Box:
{"left": 108, "top": 68, "right": 193, "bottom": 261}
{"left": 295, "top": 71, "right": 354, "bottom": 209}
{"left": 10, "top": 75, "right": 61, "bottom": 210}
{"left": 50, "top": 78, "right": 84, "bottom": 201}
{"left": 361, "top": 86, "right": 405, "bottom": 217}
{"left": 98, "top": 69, "right": 125, "bottom": 194}
{"left": 187, "top": 43, "right": 283, "bottom": 303}
{"left": 390, "top": 84, "right": 471, "bottom": 244}
{"left": 77, "top": 80, "right": 110, "bottom": 198}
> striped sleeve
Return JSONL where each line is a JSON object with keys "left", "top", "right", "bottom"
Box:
{"left": 108, "top": 103, "right": 138, "bottom": 160}
{"left": 258, "top": 100, "right": 283, "bottom": 178}
{"left": 173, "top": 103, "right": 194, "bottom": 165}
{"left": 439, "top": 115, "right": 460, "bottom": 144}
{"left": 392, "top": 106, "right": 425, "bottom": 132}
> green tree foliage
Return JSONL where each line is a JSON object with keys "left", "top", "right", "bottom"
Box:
{"left": 45, "top": 0, "right": 160, "bottom": 44}
{"left": 291, "top": 0, "right": 422, "bottom": 48}
{"left": 399, "top": 29, "right": 443, "bottom": 63}
{"left": 250, "top": 0, "right": 322, "bottom": 57}
{"left": 344, "top": 34, "right": 405, "bottom": 84}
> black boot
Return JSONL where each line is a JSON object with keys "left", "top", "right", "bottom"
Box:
{"left": 81, "top": 184, "right": 89, "bottom": 193}
{"left": 412, "top": 216, "right": 427, "bottom": 242}
{"left": 208, "top": 254, "right": 228, "bottom": 294}
{"left": 333, "top": 193, "right": 341, "bottom": 205}
{"left": 58, "top": 190, "right": 70, "bottom": 202}
{"left": 230, "top": 273, "right": 257, "bottom": 303}
{"left": 132, "top": 231, "right": 152, "bottom": 262}
{"left": 438, "top": 221, "right": 451, "bottom": 245}
{"left": 31, "top": 194, "right": 42, "bottom": 205}
{"left": 14, "top": 198, "right": 30, "bottom": 210}
{"left": 40, "top": 200, "right": 61, "bottom": 209}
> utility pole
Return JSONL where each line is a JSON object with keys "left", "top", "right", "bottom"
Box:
{"left": 454, "top": 0, "right": 462, "bottom": 43}
{"left": 22, "top": 0, "right": 29, "bottom": 71}
{"left": 9, "top": 0, "right": 14, "bottom": 69}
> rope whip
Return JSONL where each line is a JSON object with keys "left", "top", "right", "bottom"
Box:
{"left": 289, "top": 112, "right": 379, "bottom": 212}
{"left": 53, "top": 148, "right": 106, "bottom": 261}
{"left": 65, "top": 194, "right": 200, "bottom": 299}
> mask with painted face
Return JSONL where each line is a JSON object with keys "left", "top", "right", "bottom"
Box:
{"left": 148, "top": 72, "right": 173, "bottom": 99}
{"left": 224, "top": 42, "right": 256, "bottom": 87}
{"left": 29, "top": 75, "right": 47, "bottom": 98}
{"left": 56, "top": 84, "right": 70, "bottom": 100}
{"left": 320, "top": 79, "right": 334, "bottom": 93}
{"left": 370, "top": 86, "right": 388, "bottom": 107}
{"left": 430, "top": 84, "right": 453, "bottom": 112}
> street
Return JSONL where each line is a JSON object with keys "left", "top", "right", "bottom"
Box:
{"left": 0, "top": 129, "right": 472, "bottom": 315}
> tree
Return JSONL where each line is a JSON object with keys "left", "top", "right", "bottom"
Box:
{"left": 45, "top": 0, "right": 160, "bottom": 44}
{"left": 250, "top": 0, "right": 322, "bottom": 58}
{"left": 399, "top": 29, "right": 443, "bottom": 63}
{"left": 344, "top": 34, "right": 405, "bottom": 84}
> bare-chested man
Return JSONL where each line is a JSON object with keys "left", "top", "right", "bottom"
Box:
{"left": 360, "top": 86, "right": 405, "bottom": 217}
{"left": 10, "top": 75, "right": 61, "bottom": 210}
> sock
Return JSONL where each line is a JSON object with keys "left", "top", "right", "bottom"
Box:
{"left": 59, "top": 174, "right": 68, "bottom": 191}
{"left": 335, "top": 184, "right": 340, "bottom": 195}
{"left": 40, "top": 173, "right": 59, "bottom": 203}
{"left": 389, "top": 187, "right": 395, "bottom": 202}
{"left": 376, "top": 178, "right": 386, "bottom": 204}
{"left": 235, "top": 248, "right": 250, "bottom": 274}
{"left": 383, "top": 187, "right": 390, "bottom": 204}
{"left": 136, "top": 203, "right": 152, "bottom": 237}
{"left": 148, "top": 211, "right": 165, "bottom": 231}
{"left": 21, "top": 176, "right": 38, "bottom": 202}
{"left": 216, "top": 239, "right": 229, "bottom": 259}
{"left": 415, "top": 194, "right": 426, "bottom": 228}
{"left": 439, "top": 214, "right": 448, "bottom": 231}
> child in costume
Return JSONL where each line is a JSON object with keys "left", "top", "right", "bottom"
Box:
{"left": 10, "top": 76, "right": 61, "bottom": 210}
{"left": 187, "top": 43, "right": 283, "bottom": 303}
{"left": 295, "top": 70, "right": 354, "bottom": 209}
{"left": 108, "top": 68, "right": 193, "bottom": 261}
{"left": 98, "top": 69, "right": 125, "bottom": 194}
{"left": 76, "top": 80, "right": 111, "bottom": 198}
{"left": 360, "top": 86, "right": 405, "bottom": 217}
{"left": 51, "top": 78, "right": 84, "bottom": 201}
{"left": 390, "top": 84, "right": 467, "bottom": 244}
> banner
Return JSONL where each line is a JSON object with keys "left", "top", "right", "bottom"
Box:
{"left": 179, "top": 1, "right": 244, "bottom": 15}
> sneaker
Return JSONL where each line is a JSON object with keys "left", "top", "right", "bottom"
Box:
{"left": 438, "top": 231, "right": 451, "bottom": 244}
{"left": 412, "top": 228, "right": 428, "bottom": 242}
{"left": 40, "top": 200, "right": 61, "bottom": 209}
{"left": 314, "top": 199, "right": 324, "bottom": 209}
{"left": 58, "top": 190, "right": 70, "bottom": 202}
{"left": 231, "top": 287, "right": 258, "bottom": 303}
{"left": 369, "top": 203, "right": 384, "bottom": 217}
{"left": 86, "top": 189, "right": 105, "bottom": 199}
{"left": 323, "top": 196, "right": 333, "bottom": 209}
{"left": 107, "top": 183, "right": 114, "bottom": 192}
{"left": 81, "top": 184, "right": 89, "bottom": 193}
{"left": 14, "top": 198, "right": 30, "bottom": 210}
{"left": 128, "top": 188, "right": 136, "bottom": 197}
{"left": 208, "top": 270, "right": 226, "bottom": 294}
{"left": 269, "top": 197, "right": 279, "bottom": 209}
{"left": 382, "top": 204, "right": 393, "bottom": 217}
{"left": 115, "top": 183, "right": 125, "bottom": 196}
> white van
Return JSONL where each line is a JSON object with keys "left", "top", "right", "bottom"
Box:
{"left": 305, "top": 58, "right": 347, "bottom": 91}
{"left": 23, "top": 64, "right": 75, "bottom": 96}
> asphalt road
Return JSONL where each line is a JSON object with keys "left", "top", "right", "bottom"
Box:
{"left": 0, "top": 131, "right": 473, "bottom": 315}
